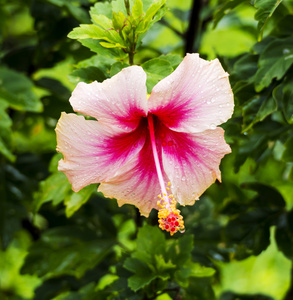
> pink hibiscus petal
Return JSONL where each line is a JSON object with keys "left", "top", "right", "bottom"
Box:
{"left": 55, "top": 113, "right": 147, "bottom": 192}
{"left": 99, "top": 134, "right": 168, "bottom": 217}
{"left": 69, "top": 66, "right": 148, "bottom": 131}
{"left": 159, "top": 125, "right": 231, "bottom": 206}
{"left": 148, "top": 53, "right": 234, "bottom": 133}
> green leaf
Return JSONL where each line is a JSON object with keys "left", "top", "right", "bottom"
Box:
{"left": 270, "top": 14, "right": 293, "bottom": 37}
{"left": 282, "top": 136, "right": 293, "bottom": 162}
{"left": 242, "top": 96, "right": 277, "bottom": 131}
{"left": 0, "top": 67, "right": 42, "bottom": 112}
{"left": 254, "top": 0, "right": 283, "bottom": 39}
{"left": 33, "top": 171, "right": 72, "bottom": 212}
{"left": 213, "top": 0, "right": 247, "bottom": 29}
{"left": 110, "top": 61, "right": 130, "bottom": 76}
{"left": 132, "top": 0, "right": 144, "bottom": 19}
{"left": 112, "top": 11, "right": 128, "bottom": 31}
{"left": 91, "top": 14, "right": 113, "bottom": 30}
{"left": 136, "top": 0, "right": 167, "bottom": 34}
{"left": 90, "top": 2, "right": 113, "bottom": 20}
{"left": 159, "top": 54, "right": 182, "bottom": 69}
{"left": 254, "top": 37, "right": 293, "bottom": 92}
{"left": 68, "top": 24, "right": 126, "bottom": 48}
{"left": 22, "top": 227, "right": 113, "bottom": 279}
{"left": 175, "top": 263, "right": 215, "bottom": 286}
{"left": 124, "top": 258, "right": 157, "bottom": 291}
{"left": 275, "top": 210, "right": 293, "bottom": 260}
{"left": 68, "top": 67, "right": 107, "bottom": 84}
{"left": 112, "top": 0, "right": 127, "bottom": 15}
{"left": 242, "top": 182, "right": 286, "bottom": 209}
{"left": 64, "top": 184, "right": 97, "bottom": 217}
{"left": 142, "top": 58, "right": 173, "bottom": 92}
{"left": 134, "top": 224, "right": 166, "bottom": 261}
{"left": 166, "top": 234, "right": 193, "bottom": 266}
{"left": 0, "top": 100, "right": 15, "bottom": 161}
{"left": 189, "top": 263, "right": 216, "bottom": 278}
{"left": 80, "top": 39, "right": 127, "bottom": 59}
{"left": 64, "top": 2, "right": 90, "bottom": 23}
{"left": 273, "top": 77, "right": 293, "bottom": 124}
{"left": 231, "top": 53, "right": 258, "bottom": 84}
{"left": 0, "top": 137, "right": 15, "bottom": 162}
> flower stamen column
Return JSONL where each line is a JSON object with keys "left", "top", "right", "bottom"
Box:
{"left": 147, "top": 114, "right": 185, "bottom": 235}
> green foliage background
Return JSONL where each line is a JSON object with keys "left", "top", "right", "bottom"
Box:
{"left": 0, "top": 0, "right": 293, "bottom": 299}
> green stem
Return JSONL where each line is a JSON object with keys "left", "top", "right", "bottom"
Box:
{"left": 129, "top": 51, "right": 134, "bottom": 65}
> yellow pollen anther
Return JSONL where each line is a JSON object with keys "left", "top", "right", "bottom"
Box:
{"left": 168, "top": 182, "right": 171, "bottom": 186}
{"left": 157, "top": 196, "right": 185, "bottom": 236}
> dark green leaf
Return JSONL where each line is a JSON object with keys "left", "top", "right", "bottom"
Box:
{"left": 33, "top": 172, "right": 72, "bottom": 211}
{"left": 110, "top": 62, "right": 130, "bottom": 76}
{"left": 275, "top": 210, "right": 293, "bottom": 260}
{"left": 242, "top": 95, "right": 277, "bottom": 131}
{"left": 254, "top": 0, "right": 283, "bottom": 39}
{"left": 282, "top": 136, "right": 293, "bottom": 162}
{"left": 213, "top": 0, "right": 247, "bottom": 29}
{"left": 64, "top": 184, "right": 97, "bottom": 217}
{"left": 254, "top": 37, "right": 293, "bottom": 91}
{"left": 68, "top": 67, "right": 107, "bottom": 84}
{"left": 0, "top": 67, "right": 42, "bottom": 112}
{"left": 142, "top": 58, "right": 173, "bottom": 92}
{"left": 124, "top": 258, "right": 157, "bottom": 291}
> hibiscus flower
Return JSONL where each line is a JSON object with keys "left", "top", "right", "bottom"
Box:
{"left": 55, "top": 53, "right": 234, "bottom": 235}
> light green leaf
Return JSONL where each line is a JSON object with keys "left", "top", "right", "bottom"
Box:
{"left": 112, "top": 11, "right": 127, "bottom": 31}
{"left": 68, "top": 24, "right": 107, "bottom": 39}
{"left": 189, "top": 262, "right": 216, "bottom": 277}
{"left": 90, "top": 2, "right": 112, "bottom": 20}
{"left": 254, "top": 37, "right": 293, "bottom": 92}
{"left": 68, "top": 24, "right": 126, "bottom": 48}
{"left": 79, "top": 39, "right": 127, "bottom": 59}
{"left": 99, "top": 41, "right": 126, "bottom": 48}
{"left": 112, "top": 0, "right": 127, "bottom": 15}
{"left": 91, "top": 14, "right": 113, "bottom": 30}
{"left": 137, "top": 0, "right": 167, "bottom": 34}
{"left": 132, "top": 0, "right": 144, "bottom": 19}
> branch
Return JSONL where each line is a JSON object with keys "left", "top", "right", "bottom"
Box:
{"left": 184, "top": 0, "right": 202, "bottom": 54}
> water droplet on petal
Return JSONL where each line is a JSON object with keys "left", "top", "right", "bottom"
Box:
{"left": 210, "top": 123, "right": 216, "bottom": 130}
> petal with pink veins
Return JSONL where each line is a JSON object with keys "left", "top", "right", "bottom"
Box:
{"left": 159, "top": 125, "right": 231, "bottom": 206}
{"left": 55, "top": 113, "right": 147, "bottom": 192}
{"left": 69, "top": 66, "right": 148, "bottom": 132}
{"left": 148, "top": 53, "right": 234, "bottom": 133}
{"left": 99, "top": 132, "right": 168, "bottom": 217}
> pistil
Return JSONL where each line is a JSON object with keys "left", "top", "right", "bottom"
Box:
{"left": 147, "top": 114, "right": 185, "bottom": 235}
